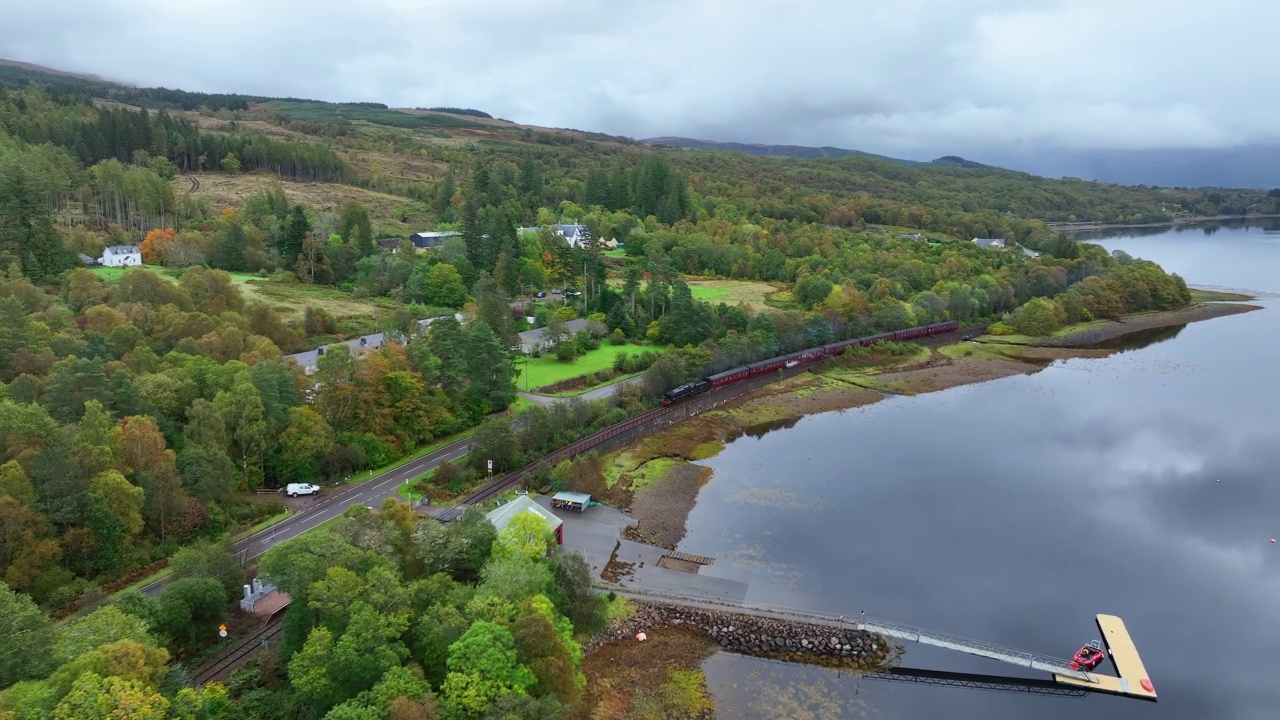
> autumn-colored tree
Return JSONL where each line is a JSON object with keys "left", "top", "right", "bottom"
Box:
{"left": 273, "top": 406, "right": 334, "bottom": 483}
{"left": 138, "top": 227, "right": 176, "bottom": 265}
{"left": 0, "top": 459, "right": 37, "bottom": 505}
{"left": 115, "top": 415, "right": 190, "bottom": 539}
{"left": 51, "top": 671, "right": 170, "bottom": 720}
{"left": 89, "top": 470, "right": 145, "bottom": 538}
{"left": 493, "top": 512, "right": 555, "bottom": 562}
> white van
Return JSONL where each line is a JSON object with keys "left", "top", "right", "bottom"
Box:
{"left": 286, "top": 483, "right": 321, "bottom": 497}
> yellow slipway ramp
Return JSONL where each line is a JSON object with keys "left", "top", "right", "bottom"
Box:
{"left": 1054, "top": 614, "right": 1157, "bottom": 701}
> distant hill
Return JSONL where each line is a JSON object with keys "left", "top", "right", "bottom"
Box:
{"left": 641, "top": 136, "right": 926, "bottom": 166}
{"left": 975, "top": 146, "right": 1280, "bottom": 189}
{"left": 930, "top": 155, "right": 993, "bottom": 169}
{"left": 0, "top": 58, "right": 105, "bottom": 82}
{"left": 642, "top": 137, "right": 994, "bottom": 170}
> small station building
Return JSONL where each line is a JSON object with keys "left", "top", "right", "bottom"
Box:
{"left": 485, "top": 495, "right": 564, "bottom": 545}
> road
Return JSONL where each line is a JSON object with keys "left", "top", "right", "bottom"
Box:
{"left": 143, "top": 325, "right": 981, "bottom": 598}
{"left": 140, "top": 376, "right": 635, "bottom": 598}
{"left": 518, "top": 374, "right": 648, "bottom": 406}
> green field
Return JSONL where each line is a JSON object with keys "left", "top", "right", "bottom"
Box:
{"left": 88, "top": 266, "right": 130, "bottom": 281}
{"left": 89, "top": 264, "right": 445, "bottom": 332}
{"left": 606, "top": 278, "right": 776, "bottom": 309}
{"left": 517, "top": 342, "right": 657, "bottom": 391}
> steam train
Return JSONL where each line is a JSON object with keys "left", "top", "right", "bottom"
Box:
{"left": 662, "top": 321, "right": 960, "bottom": 406}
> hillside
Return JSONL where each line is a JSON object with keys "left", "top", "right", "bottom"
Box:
{"left": 641, "top": 136, "right": 924, "bottom": 165}
{"left": 2, "top": 60, "right": 1275, "bottom": 233}
{"left": 0, "top": 58, "right": 1262, "bottom": 720}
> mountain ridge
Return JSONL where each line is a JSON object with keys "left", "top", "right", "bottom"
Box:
{"left": 642, "top": 136, "right": 995, "bottom": 171}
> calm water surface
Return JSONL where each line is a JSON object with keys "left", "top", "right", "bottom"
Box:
{"left": 681, "top": 222, "right": 1280, "bottom": 719}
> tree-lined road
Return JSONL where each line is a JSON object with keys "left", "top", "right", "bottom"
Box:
{"left": 140, "top": 377, "right": 636, "bottom": 597}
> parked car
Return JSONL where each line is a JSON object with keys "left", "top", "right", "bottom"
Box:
{"left": 535, "top": 291, "right": 547, "bottom": 298}
{"left": 286, "top": 483, "right": 321, "bottom": 497}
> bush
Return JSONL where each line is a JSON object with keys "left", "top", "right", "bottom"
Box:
{"left": 608, "top": 329, "right": 626, "bottom": 346}
{"left": 1010, "top": 298, "right": 1066, "bottom": 336}
{"left": 554, "top": 342, "right": 576, "bottom": 362}
{"left": 986, "top": 322, "right": 1016, "bottom": 336}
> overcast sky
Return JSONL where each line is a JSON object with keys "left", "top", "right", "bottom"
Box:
{"left": 4, "top": 0, "right": 1278, "bottom": 161}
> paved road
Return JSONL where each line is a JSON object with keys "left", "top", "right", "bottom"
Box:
{"left": 144, "top": 326, "right": 980, "bottom": 598}
{"left": 518, "top": 374, "right": 648, "bottom": 406}
{"left": 140, "top": 375, "right": 639, "bottom": 598}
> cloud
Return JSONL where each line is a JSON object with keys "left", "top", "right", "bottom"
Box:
{"left": 2, "top": 0, "right": 1278, "bottom": 157}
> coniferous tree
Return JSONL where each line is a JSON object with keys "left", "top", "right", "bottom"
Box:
{"left": 209, "top": 224, "right": 249, "bottom": 271}
{"left": 463, "top": 320, "right": 516, "bottom": 414}
{"left": 338, "top": 200, "right": 373, "bottom": 258}
{"left": 279, "top": 205, "right": 311, "bottom": 270}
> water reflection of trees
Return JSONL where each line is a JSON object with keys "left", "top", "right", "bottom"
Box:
{"left": 1087, "top": 324, "right": 1186, "bottom": 351}
{"left": 1072, "top": 217, "right": 1280, "bottom": 241}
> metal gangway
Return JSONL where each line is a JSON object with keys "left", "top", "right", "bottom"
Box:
{"left": 604, "top": 585, "right": 1097, "bottom": 682}
{"left": 851, "top": 615, "right": 1094, "bottom": 681}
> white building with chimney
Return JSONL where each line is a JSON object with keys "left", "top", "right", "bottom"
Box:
{"left": 100, "top": 245, "right": 142, "bottom": 267}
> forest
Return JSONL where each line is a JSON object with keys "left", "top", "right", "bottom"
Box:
{"left": 1, "top": 503, "right": 617, "bottom": 719}
{"left": 0, "top": 67, "right": 1232, "bottom": 719}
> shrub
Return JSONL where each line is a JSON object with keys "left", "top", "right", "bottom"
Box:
{"left": 987, "top": 321, "right": 1017, "bottom": 336}
{"left": 609, "top": 329, "right": 626, "bottom": 346}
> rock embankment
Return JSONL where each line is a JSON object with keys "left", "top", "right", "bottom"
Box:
{"left": 590, "top": 600, "right": 896, "bottom": 670}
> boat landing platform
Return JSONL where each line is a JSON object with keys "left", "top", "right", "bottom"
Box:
{"left": 1054, "top": 614, "right": 1157, "bottom": 701}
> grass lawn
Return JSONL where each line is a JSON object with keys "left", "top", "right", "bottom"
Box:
{"left": 602, "top": 248, "right": 628, "bottom": 259}
{"left": 239, "top": 278, "right": 428, "bottom": 326}
{"left": 517, "top": 342, "right": 657, "bottom": 390}
{"left": 89, "top": 266, "right": 128, "bottom": 281}
{"left": 605, "top": 278, "right": 777, "bottom": 309}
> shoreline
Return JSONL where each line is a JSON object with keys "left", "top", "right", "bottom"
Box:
{"left": 574, "top": 300, "right": 1263, "bottom": 713}
{"left": 597, "top": 301, "right": 1261, "bottom": 545}
{"left": 1045, "top": 213, "right": 1280, "bottom": 232}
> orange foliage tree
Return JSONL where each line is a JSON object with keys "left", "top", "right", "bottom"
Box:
{"left": 139, "top": 228, "right": 176, "bottom": 265}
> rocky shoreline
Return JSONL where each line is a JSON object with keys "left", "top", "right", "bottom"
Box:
{"left": 588, "top": 599, "right": 896, "bottom": 670}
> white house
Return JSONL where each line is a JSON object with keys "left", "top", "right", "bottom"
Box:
{"left": 517, "top": 223, "right": 593, "bottom": 248}
{"left": 972, "top": 237, "right": 1007, "bottom": 249}
{"left": 515, "top": 318, "right": 589, "bottom": 354}
{"left": 100, "top": 245, "right": 142, "bottom": 267}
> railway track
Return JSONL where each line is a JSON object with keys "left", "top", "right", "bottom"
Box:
{"left": 187, "top": 613, "right": 286, "bottom": 686}
{"left": 437, "top": 323, "right": 986, "bottom": 522}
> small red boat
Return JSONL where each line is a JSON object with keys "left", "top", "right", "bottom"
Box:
{"left": 1070, "top": 640, "right": 1106, "bottom": 671}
